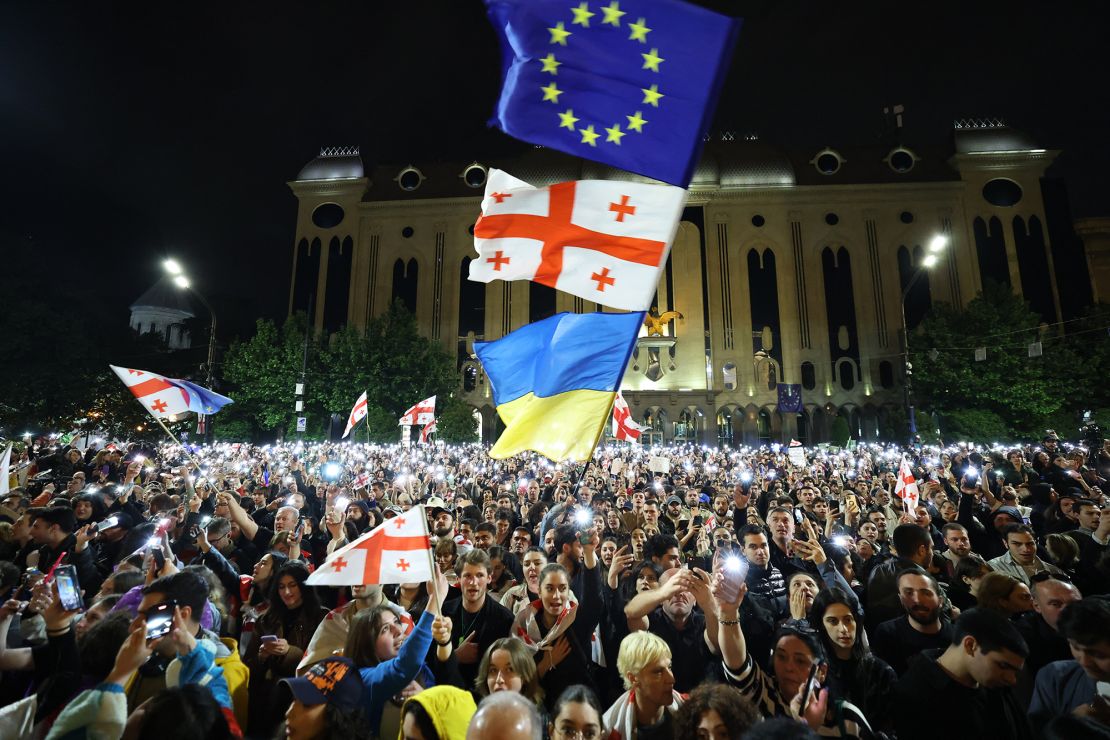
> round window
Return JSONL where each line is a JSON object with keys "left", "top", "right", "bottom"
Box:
{"left": 402, "top": 226, "right": 414, "bottom": 239}
{"left": 900, "top": 211, "right": 914, "bottom": 224}
{"left": 889, "top": 149, "right": 915, "bottom": 173}
{"left": 398, "top": 167, "right": 424, "bottom": 191}
{"left": 462, "top": 164, "right": 487, "bottom": 188}
{"left": 825, "top": 213, "right": 839, "bottom": 226}
{"left": 982, "top": 178, "right": 1023, "bottom": 207}
{"left": 814, "top": 150, "right": 841, "bottom": 175}
{"left": 751, "top": 215, "right": 765, "bottom": 228}
{"left": 311, "top": 203, "right": 345, "bottom": 229}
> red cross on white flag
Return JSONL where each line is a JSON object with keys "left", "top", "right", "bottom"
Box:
{"left": 342, "top": 391, "right": 369, "bottom": 438}
{"left": 306, "top": 505, "right": 434, "bottom": 586}
{"left": 110, "top": 365, "right": 192, "bottom": 420}
{"left": 467, "top": 169, "right": 687, "bottom": 311}
{"left": 419, "top": 419, "right": 437, "bottom": 444}
{"left": 612, "top": 392, "right": 644, "bottom": 442}
{"left": 398, "top": 396, "right": 436, "bottom": 426}
{"left": 895, "top": 458, "right": 920, "bottom": 513}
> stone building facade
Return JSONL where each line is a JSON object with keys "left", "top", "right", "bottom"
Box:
{"left": 286, "top": 123, "right": 1093, "bottom": 447}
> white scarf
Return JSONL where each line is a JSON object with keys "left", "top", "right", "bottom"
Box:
{"left": 602, "top": 688, "right": 684, "bottom": 740}
{"left": 511, "top": 594, "right": 578, "bottom": 653}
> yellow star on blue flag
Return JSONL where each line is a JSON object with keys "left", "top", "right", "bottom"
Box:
{"left": 484, "top": 0, "right": 741, "bottom": 187}
{"left": 475, "top": 311, "right": 643, "bottom": 461}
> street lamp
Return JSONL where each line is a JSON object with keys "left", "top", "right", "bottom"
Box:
{"left": 900, "top": 234, "right": 948, "bottom": 440}
{"left": 163, "top": 258, "right": 218, "bottom": 440}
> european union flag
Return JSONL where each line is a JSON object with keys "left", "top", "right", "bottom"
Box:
{"left": 165, "top": 379, "right": 234, "bottom": 415}
{"left": 777, "top": 383, "right": 803, "bottom": 414}
{"left": 485, "top": 0, "right": 741, "bottom": 187}
{"left": 475, "top": 311, "right": 643, "bottom": 461}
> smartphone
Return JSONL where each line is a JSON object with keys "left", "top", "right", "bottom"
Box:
{"left": 53, "top": 565, "right": 83, "bottom": 611}
{"left": 713, "top": 550, "right": 747, "bottom": 603}
{"left": 145, "top": 600, "right": 176, "bottom": 641}
{"left": 798, "top": 662, "right": 820, "bottom": 712}
{"left": 293, "top": 517, "right": 305, "bottom": 539}
{"left": 260, "top": 634, "right": 278, "bottom": 643}
{"left": 151, "top": 546, "right": 166, "bottom": 573}
{"left": 693, "top": 515, "right": 704, "bottom": 527}
{"left": 96, "top": 516, "right": 120, "bottom": 533}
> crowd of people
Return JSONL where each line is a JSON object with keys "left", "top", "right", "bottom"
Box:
{"left": 0, "top": 430, "right": 1108, "bottom": 739}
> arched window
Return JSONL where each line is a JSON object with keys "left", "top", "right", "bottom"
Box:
{"left": 879, "top": 361, "right": 894, "bottom": 389}
{"left": 642, "top": 408, "right": 665, "bottom": 446}
{"left": 757, "top": 409, "right": 772, "bottom": 444}
{"left": 796, "top": 412, "right": 809, "bottom": 445}
{"left": 801, "top": 362, "right": 816, "bottom": 390}
{"left": 722, "top": 362, "right": 737, "bottom": 391}
{"left": 674, "top": 408, "right": 698, "bottom": 443}
{"left": 717, "top": 409, "right": 734, "bottom": 446}
{"left": 839, "top": 360, "right": 855, "bottom": 391}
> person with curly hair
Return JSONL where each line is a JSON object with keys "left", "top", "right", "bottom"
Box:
{"left": 672, "top": 682, "right": 758, "bottom": 740}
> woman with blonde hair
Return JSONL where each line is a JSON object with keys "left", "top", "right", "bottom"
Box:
{"left": 603, "top": 631, "right": 683, "bottom": 740}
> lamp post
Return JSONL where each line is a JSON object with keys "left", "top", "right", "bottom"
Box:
{"left": 164, "top": 259, "right": 218, "bottom": 441}
{"left": 899, "top": 235, "right": 947, "bottom": 441}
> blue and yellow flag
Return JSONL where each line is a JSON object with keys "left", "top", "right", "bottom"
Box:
{"left": 475, "top": 311, "right": 643, "bottom": 460}
{"left": 485, "top": 0, "right": 741, "bottom": 187}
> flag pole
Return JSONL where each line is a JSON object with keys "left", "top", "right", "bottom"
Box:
{"left": 421, "top": 505, "right": 441, "bottom": 614}
{"left": 152, "top": 416, "right": 204, "bottom": 471}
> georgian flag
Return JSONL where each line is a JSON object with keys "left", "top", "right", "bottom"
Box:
{"left": 342, "top": 391, "right": 368, "bottom": 439}
{"left": 110, "top": 365, "right": 194, "bottom": 419}
{"left": 307, "top": 505, "right": 433, "bottom": 586}
{"left": 612, "top": 392, "right": 644, "bottom": 442}
{"left": 420, "top": 419, "right": 437, "bottom": 444}
{"left": 468, "top": 169, "right": 686, "bottom": 312}
{"left": 352, "top": 471, "right": 372, "bottom": 490}
{"left": 895, "top": 458, "right": 920, "bottom": 513}
{"left": 399, "top": 396, "right": 436, "bottom": 426}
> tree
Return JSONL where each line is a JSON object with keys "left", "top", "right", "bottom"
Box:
{"left": 221, "top": 301, "right": 460, "bottom": 441}
{"left": 436, "top": 395, "right": 480, "bottom": 443}
{"left": 911, "top": 281, "right": 1110, "bottom": 440}
{"left": 222, "top": 313, "right": 323, "bottom": 438}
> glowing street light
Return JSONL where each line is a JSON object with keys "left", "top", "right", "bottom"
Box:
{"left": 900, "top": 233, "right": 948, "bottom": 441}
{"left": 162, "top": 258, "right": 218, "bottom": 441}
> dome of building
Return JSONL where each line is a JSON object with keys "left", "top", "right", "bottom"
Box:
{"left": 130, "top": 278, "right": 195, "bottom": 315}
{"left": 953, "top": 121, "right": 1039, "bottom": 154}
{"left": 296, "top": 146, "right": 365, "bottom": 181}
{"left": 129, "top": 277, "right": 195, "bottom": 350}
{"left": 716, "top": 139, "right": 796, "bottom": 187}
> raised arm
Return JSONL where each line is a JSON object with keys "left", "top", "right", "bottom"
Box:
{"left": 219, "top": 491, "right": 259, "bottom": 541}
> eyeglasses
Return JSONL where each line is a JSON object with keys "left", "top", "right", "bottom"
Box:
{"left": 554, "top": 728, "right": 600, "bottom": 740}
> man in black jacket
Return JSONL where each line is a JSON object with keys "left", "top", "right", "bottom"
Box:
{"left": 893, "top": 608, "right": 1032, "bottom": 740}
{"left": 25, "top": 507, "right": 99, "bottom": 601}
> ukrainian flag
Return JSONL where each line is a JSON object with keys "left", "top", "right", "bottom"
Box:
{"left": 475, "top": 311, "right": 644, "bottom": 461}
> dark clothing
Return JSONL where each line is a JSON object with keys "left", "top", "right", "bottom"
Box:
{"left": 824, "top": 653, "right": 899, "bottom": 734}
{"left": 28, "top": 535, "right": 100, "bottom": 604}
{"left": 893, "top": 649, "right": 1034, "bottom": 740}
{"left": 1029, "top": 660, "right": 1098, "bottom": 733}
{"left": 646, "top": 609, "right": 710, "bottom": 694}
{"left": 244, "top": 604, "right": 327, "bottom": 736}
{"left": 871, "top": 615, "right": 953, "bottom": 676}
{"left": 744, "top": 561, "right": 786, "bottom": 600}
{"left": 443, "top": 594, "right": 516, "bottom": 686}
{"left": 537, "top": 561, "right": 604, "bottom": 710}
{"left": 864, "top": 556, "right": 925, "bottom": 630}
{"left": 1015, "top": 612, "right": 1071, "bottom": 678}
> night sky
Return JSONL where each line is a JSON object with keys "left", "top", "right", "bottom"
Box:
{"left": 3, "top": 1, "right": 1107, "bottom": 342}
